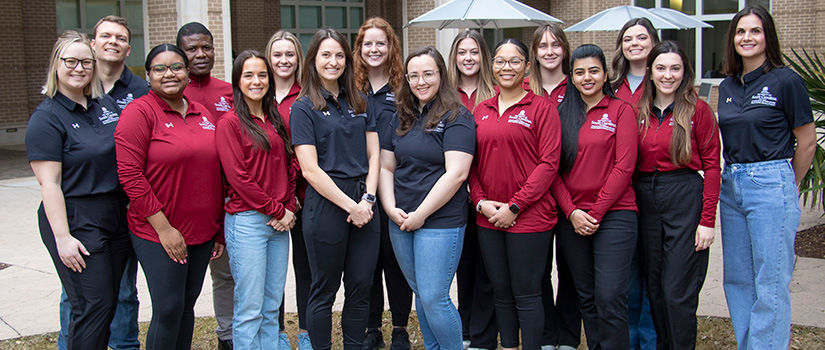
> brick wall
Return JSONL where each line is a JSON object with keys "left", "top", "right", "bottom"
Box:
{"left": 365, "top": 0, "right": 405, "bottom": 47}
{"left": 146, "top": 0, "right": 178, "bottom": 46}
{"left": 773, "top": 0, "right": 825, "bottom": 57}
{"left": 406, "top": 0, "right": 436, "bottom": 53}
{"left": 0, "top": 0, "right": 30, "bottom": 126}
{"left": 231, "top": 0, "right": 279, "bottom": 55}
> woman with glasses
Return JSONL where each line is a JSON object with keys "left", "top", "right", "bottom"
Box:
{"left": 115, "top": 43, "right": 224, "bottom": 349}
{"left": 447, "top": 29, "right": 499, "bottom": 350}
{"left": 551, "top": 44, "right": 638, "bottom": 350}
{"left": 379, "top": 45, "right": 475, "bottom": 350}
{"left": 27, "top": 30, "right": 131, "bottom": 349}
{"left": 470, "top": 38, "right": 561, "bottom": 350}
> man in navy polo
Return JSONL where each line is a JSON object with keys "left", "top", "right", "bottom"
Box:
{"left": 56, "top": 15, "right": 149, "bottom": 350}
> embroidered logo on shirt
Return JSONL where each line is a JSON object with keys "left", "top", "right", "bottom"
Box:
{"left": 323, "top": 111, "right": 331, "bottom": 116}
{"left": 215, "top": 97, "right": 232, "bottom": 112}
{"left": 425, "top": 121, "right": 446, "bottom": 133}
{"left": 99, "top": 107, "right": 119, "bottom": 125}
{"left": 116, "top": 93, "right": 135, "bottom": 110}
{"left": 482, "top": 115, "right": 489, "bottom": 120}
{"left": 348, "top": 109, "right": 367, "bottom": 118}
{"left": 72, "top": 123, "right": 80, "bottom": 129}
{"left": 386, "top": 92, "right": 396, "bottom": 102}
{"left": 507, "top": 110, "right": 532, "bottom": 128}
{"left": 165, "top": 122, "right": 174, "bottom": 128}
{"left": 726, "top": 97, "right": 733, "bottom": 103}
{"left": 199, "top": 116, "right": 216, "bottom": 130}
{"left": 750, "top": 86, "right": 777, "bottom": 106}
{"left": 557, "top": 93, "right": 565, "bottom": 103}
{"left": 590, "top": 114, "right": 616, "bottom": 132}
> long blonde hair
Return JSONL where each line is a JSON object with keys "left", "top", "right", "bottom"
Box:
{"left": 42, "top": 31, "right": 103, "bottom": 99}
{"left": 265, "top": 30, "right": 304, "bottom": 85}
{"left": 447, "top": 30, "right": 495, "bottom": 107}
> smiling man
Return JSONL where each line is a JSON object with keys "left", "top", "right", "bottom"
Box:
{"left": 176, "top": 21, "right": 235, "bottom": 350}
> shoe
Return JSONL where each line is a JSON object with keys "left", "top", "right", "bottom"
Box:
{"left": 279, "top": 332, "right": 291, "bottom": 349}
{"left": 389, "top": 328, "right": 410, "bottom": 350}
{"left": 297, "top": 332, "right": 313, "bottom": 350}
{"left": 541, "top": 346, "right": 557, "bottom": 350}
{"left": 362, "top": 328, "right": 385, "bottom": 349}
{"left": 218, "top": 338, "right": 233, "bottom": 350}
{"left": 557, "top": 346, "right": 577, "bottom": 350}
{"left": 462, "top": 340, "right": 471, "bottom": 350}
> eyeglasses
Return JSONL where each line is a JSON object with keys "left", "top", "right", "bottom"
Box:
{"left": 492, "top": 57, "right": 525, "bottom": 70}
{"left": 406, "top": 70, "right": 439, "bottom": 83}
{"left": 60, "top": 57, "right": 96, "bottom": 70}
{"left": 150, "top": 62, "right": 187, "bottom": 75}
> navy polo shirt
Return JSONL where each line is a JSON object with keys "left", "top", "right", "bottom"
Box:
{"left": 367, "top": 83, "right": 397, "bottom": 138}
{"left": 290, "top": 88, "right": 376, "bottom": 178}
{"left": 380, "top": 104, "right": 476, "bottom": 228}
{"left": 108, "top": 67, "right": 150, "bottom": 110}
{"left": 717, "top": 66, "right": 813, "bottom": 164}
{"left": 26, "top": 92, "right": 123, "bottom": 198}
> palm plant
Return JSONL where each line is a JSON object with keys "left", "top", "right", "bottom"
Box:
{"left": 785, "top": 49, "right": 825, "bottom": 207}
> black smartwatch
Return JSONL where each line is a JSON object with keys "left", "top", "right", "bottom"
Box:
{"left": 508, "top": 202, "right": 521, "bottom": 214}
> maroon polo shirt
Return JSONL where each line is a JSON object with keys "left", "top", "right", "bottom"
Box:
{"left": 276, "top": 81, "right": 308, "bottom": 203}
{"left": 216, "top": 111, "right": 297, "bottom": 219}
{"left": 185, "top": 74, "right": 234, "bottom": 117}
{"left": 637, "top": 99, "right": 721, "bottom": 227}
{"left": 115, "top": 91, "right": 223, "bottom": 245}
{"left": 523, "top": 76, "right": 568, "bottom": 106}
{"left": 551, "top": 95, "right": 638, "bottom": 222}
{"left": 470, "top": 91, "right": 562, "bottom": 233}
{"left": 614, "top": 76, "right": 645, "bottom": 111}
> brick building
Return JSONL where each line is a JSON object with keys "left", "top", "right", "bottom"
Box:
{"left": 1, "top": 0, "right": 822, "bottom": 145}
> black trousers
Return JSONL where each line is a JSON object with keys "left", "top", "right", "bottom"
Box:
{"left": 457, "top": 208, "right": 499, "bottom": 349}
{"left": 557, "top": 210, "right": 637, "bottom": 350}
{"left": 367, "top": 201, "right": 413, "bottom": 328}
{"left": 302, "top": 178, "right": 380, "bottom": 350}
{"left": 39, "top": 194, "right": 131, "bottom": 350}
{"left": 132, "top": 234, "right": 214, "bottom": 350}
{"left": 541, "top": 229, "right": 582, "bottom": 348}
{"left": 280, "top": 208, "right": 312, "bottom": 331}
{"left": 477, "top": 227, "right": 552, "bottom": 350}
{"left": 635, "top": 170, "right": 709, "bottom": 350}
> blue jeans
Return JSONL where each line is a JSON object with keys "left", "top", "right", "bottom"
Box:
{"left": 225, "top": 210, "right": 290, "bottom": 350}
{"left": 720, "top": 159, "right": 799, "bottom": 350}
{"left": 58, "top": 252, "right": 140, "bottom": 350}
{"left": 389, "top": 223, "right": 465, "bottom": 350}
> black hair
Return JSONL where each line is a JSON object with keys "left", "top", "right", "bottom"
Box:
{"left": 176, "top": 22, "right": 213, "bottom": 47}
{"left": 494, "top": 38, "right": 529, "bottom": 58}
{"left": 558, "top": 44, "right": 615, "bottom": 174}
{"left": 145, "top": 44, "right": 189, "bottom": 71}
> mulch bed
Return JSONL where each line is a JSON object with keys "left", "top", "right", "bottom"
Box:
{"left": 796, "top": 223, "right": 825, "bottom": 259}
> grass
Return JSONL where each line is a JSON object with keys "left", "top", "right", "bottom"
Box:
{"left": 1, "top": 312, "right": 823, "bottom": 349}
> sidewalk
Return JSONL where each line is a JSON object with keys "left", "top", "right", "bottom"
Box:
{"left": 1, "top": 173, "right": 824, "bottom": 340}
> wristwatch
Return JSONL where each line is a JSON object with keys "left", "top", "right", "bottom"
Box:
{"left": 362, "top": 193, "right": 376, "bottom": 205}
{"left": 508, "top": 202, "right": 521, "bottom": 214}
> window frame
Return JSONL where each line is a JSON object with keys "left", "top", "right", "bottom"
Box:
{"left": 281, "top": 0, "right": 366, "bottom": 51}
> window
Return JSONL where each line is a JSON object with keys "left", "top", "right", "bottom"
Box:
{"left": 56, "top": 0, "right": 146, "bottom": 76}
{"left": 637, "top": 0, "right": 770, "bottom": 81}
{"left": 281, "top": 0, "right": 365, "bottom": 52}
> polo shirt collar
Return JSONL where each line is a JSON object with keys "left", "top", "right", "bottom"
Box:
{"left": 53, "top": 91, "right": 91, "bottom": 111}
{"left": 286, "top": 80, "right": 301, "bottom": 98}
{"left": 148, "top": 90, "right": 201, "bottom": 117}
{"left": 593, "top": 94, "right": 611, "bottom": 109}
{"left": 738, "top": 63, "right": 769, "bottom": 85}
{"left": 321, "top": 86, "right": 346, "bottom": 100}
{"left": 189, "top": 74, "right": 213, "bottom": 87}
{"left": 652, "top": 103, "right": 674, "bottom": 123}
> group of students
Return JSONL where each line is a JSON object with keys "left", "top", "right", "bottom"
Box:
{"left": 26, "top": 4, "right": 814, "bottom": 350}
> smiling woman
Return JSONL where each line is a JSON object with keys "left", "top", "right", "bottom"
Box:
{"left": 115, "top": 43, "right": 225, "bottom": 350}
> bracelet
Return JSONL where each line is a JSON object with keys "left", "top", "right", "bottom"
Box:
{"left": 476, "top": 199, "right": 486, "bottom": 213}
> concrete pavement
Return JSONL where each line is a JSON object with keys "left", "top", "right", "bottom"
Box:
{"left": 1, "top": 174, "right": 824, "bottom": 340}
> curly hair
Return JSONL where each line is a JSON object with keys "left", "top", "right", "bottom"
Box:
{"left": 352, "top": 17, "right": 404, "bottom": 95}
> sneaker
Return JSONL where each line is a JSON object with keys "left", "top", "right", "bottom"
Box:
{"left": 279, "top": 332, "right": 291, "bottom": 349}
{"left": 362, "top": 328, "right": 385, "bottom": 350}
{"left": 389, "top": 328, "right": 410, "bottom": 350}
{"left": 541, "top": 346, "right": 557, "bottom": 350}
{"left": 297, "top": 332, "right": 313, "bottom": 350}
{"left": 462, "top": 340, "right": 471, "bottom": 350}
{"left": 218, "top": 338, "right": 233, "bottom": 350}
{"left": 557, "top": 346, "right": 577, "bottom": 350}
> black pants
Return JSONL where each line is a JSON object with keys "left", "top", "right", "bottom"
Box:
{"left": 280, "top": 208, "right": 312, "bottom": 331}
{"left": 477, "top": 227, "right": 551, "bottom": 350}
{"left": 303, "top": 178, "right": 380, "bottom": 350}
{"left": 132, "top": 234, "right": 213, "bottom": 350}
{"left": 541, "top": 229, "right": 582, "bottom": 348}
{"left": 635, "top": 170, "right": 709, "bottom": 350}
{"left": 457, "top": 208, "right": 499, "bottom": 349}
{"left": 367, "top": 201, "right": 413, "bottom": 328}
{"left": 39, "top": 194, "right": 131, "bottom": 350}
{"left": 557, "top": 210, "right": 637, "bottom": 350}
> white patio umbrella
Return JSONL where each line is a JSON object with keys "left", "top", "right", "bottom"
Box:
{"left": 564, "top": 5, "right": 684, "bottom": 32}
{"left": 648, "top": 7, "right": 713, "bottom": 29}
{"left": 406, "top": 0, "right": 562, "bottom": 30}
